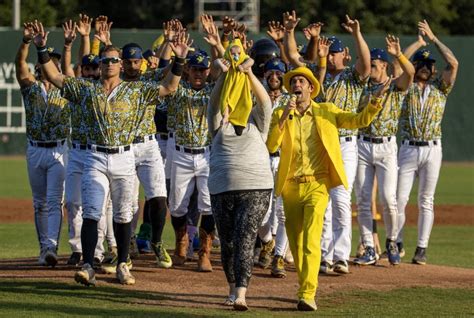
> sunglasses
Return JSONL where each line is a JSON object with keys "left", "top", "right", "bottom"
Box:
{"left": 100, "top": 57, "right": 121, "bottom": 65}
{"left": 415, "top": 61, "right": 435, "bottom": 69}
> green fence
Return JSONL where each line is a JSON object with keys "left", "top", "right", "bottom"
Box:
{"left": 0, "top": 29, "right": 472, "bottom": 160}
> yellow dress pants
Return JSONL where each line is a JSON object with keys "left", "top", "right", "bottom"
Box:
{"left": 282, "top": 179, "right": 329, "bottom": 300}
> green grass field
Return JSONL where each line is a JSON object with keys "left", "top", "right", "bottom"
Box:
{"left": 0, "top": 157, "right": 473, "bottom": 316}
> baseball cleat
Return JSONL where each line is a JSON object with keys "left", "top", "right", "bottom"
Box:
{"left": 397, "top": 242, "right": 406, "bottom": 258}
{"left": 353, "top": 246, "right": 377, "bottom": 265}
{"left": 152, "top": 242, "right": 173, "bottom": 268}
{"left": 67, "top": 252, "right": 82, "bottom": 266}
{"left": 386, "top": 239, "right": 401, "bottom": 265}
{"left": 44, "top": 248, "right": 58, "bottom": 268}
{"left": 116, "top": 262, "right": 135, "bottom": 285}
{"left": 258, "top": 239, "right": 275, "bottom": 269}
{"left": 333, "top": 260, "right": 349, "bottom": 274}
{"left": 271, "top": 255, "right": 287, "bottom": 278}
{"left": 412, "top": 247, "right": 427, "bottom": 265}
{"left": 297, "top": 299, "right": 317, "bottom": 311}
{"left": 102, "top": 255, "right": 133, "bottom": 274}
{"left": 75, "top": 263, "right": 96, "bottom": 286}
{"left": 319, "top": 260, "right": 333, "bottom": 274}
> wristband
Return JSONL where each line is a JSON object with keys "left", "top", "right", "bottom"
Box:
{"left": 174, "top": 56, "right": 185, "bottom": 64}
{"left": 397, "top": 54, "right": 409, "bottom": 66}
{"left": 319, "top": 57, "right": 327, "bottom": 68}
{"left": 37, "top": 46, "right": 51, "bottom": 64}
{"left": 171, "top": 61, "right": 184, "bottom": 76}
{"left": 22, "top": 38, "right": 32, "bottom": 44}
{"left": 158, "top": 58, "right": 170, "bottom": 68}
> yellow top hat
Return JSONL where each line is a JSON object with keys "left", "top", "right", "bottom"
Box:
{"left": 283, "top": 66, "right": 320, "bottom": 99}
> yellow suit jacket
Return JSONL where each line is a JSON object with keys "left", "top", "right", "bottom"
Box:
{"left": 267, "top": 100, "right": 382, "bottom": 196}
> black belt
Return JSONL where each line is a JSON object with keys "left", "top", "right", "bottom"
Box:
{"left": 169, "top": 132, "right": 174, "bottom": 138}
{"left": 72, "top": 143, "right": 87, "bottom": 150}
{"left": 29, "top": 140, "right": 65, "bottom": 148}
{"left": 405, "top": 140, "right": 438, "bottom": 146}
{"left": 341, "top": 136, "right": 355, "bottom": 142}
{"left": 359, "top": 135, "right": 392, "bottom": 144}
{"left": 132, "top": 135, "right": 154, "bottom": 144}
{"left": 175, "top": 145, "right": 209, "bottom": 154}
{"left": 87, "top": 144, "right": 131, "bottom": 154}
{"left": 269, "top": 151, "right": 280, "bottom": 157}
{"left": 156, "top": 133, "right": 168, "bottom": 141}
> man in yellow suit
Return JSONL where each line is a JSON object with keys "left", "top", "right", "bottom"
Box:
{"left": 267, "top": 66, "right": 389, "bottom": 311}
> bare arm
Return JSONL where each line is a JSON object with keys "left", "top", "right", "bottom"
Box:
{"left": 419, "top": 19, "right": 458, "bottom": 86}
{"left": 315, "top": 36, "right": 330, "bottom": 95}
{"left": 15, "top": 22, "right": 36, "bottom": 88}
{"left": 267, "top": 21, "right": 288, "bottom": 64}
{"left": 208, "top": 73, "right": 225, "bottom": 135}
{"left": 282, "top": 11, "right": 305, "bottom": 68}
{"left": 304, "top": 22, "right": 323, "bottom": 63}
{"left": 76, "top": 14, "right": 92, "bottom": 61}
{"left": 342, "top": 15, "right": 370, "bottom": 79}
{"left": 62, "top": 20, "right": 76, "bottom": 78}
{"left": 32, "top": 21, "right": 66, "bottom": 89}
{"left": 386, "top": 34, "right": 415, "bottom": 91}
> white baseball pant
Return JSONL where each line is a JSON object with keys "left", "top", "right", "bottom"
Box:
{"left": 81, "top": 148, "right": 136, "bottom": 224}
{"left": 321, "top": 137, "right": 357, "bottom": 263}
{"left": 396, "top": 140, "right": 442, "bottom": 248}
{"left": 169, "top": 147, "right": 212, "bottom": 217}
{"left": 165, "top": 132, "right": 176, "bottom": 179}
{"left": 27, "top": 141, "right": 67, "bottom": 251}
{"left": 355, "top": 136, "right": 399, "bottom": 246}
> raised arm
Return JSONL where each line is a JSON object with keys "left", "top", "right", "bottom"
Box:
{"left": 303, "top": 22, "right": 324, "bottom": 63}
{"left": 62, "top": 20, "right": 77, "bottom": 78}
{"left": 316, "top": 36, "right": 330, "bottom": 92}
{"left": 208, "top": 73, "right": 225, "bottom": 135}
{"left": 32, "top": 21, "right": 66, "bottom": 89}
{"left": 342, "top": 15, "right": 370, "bottom": 79}
{"left": 267, "top": 21, "right": 288, "bottom": 64}
{"left": 418, "top": 19, "right": 458, "bottom": 86}
{"left": 283, "top": 10, "right": 305, "bottom": 68}
{"left": 15, "top": 22, "right": 36, "bottom": 88}
{"left": 247, "top": 66, "right": 272, "bottom": 133}
{"left": 385, "top": 34, "right": 414, "bottom": 91}
{"left": 76, "top": 14, "right": 92, "bottom": 60}
{"left": 159, "top": 31, "right": 191, "bottom": 97}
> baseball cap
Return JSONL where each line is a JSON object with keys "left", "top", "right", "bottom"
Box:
{"left": 370, "top": 48, "right": 390, "bottom": 62}
{"left": 412, "top": 49, "right": 436, "bottom": 63}
{"left": 47, "top": 47, "right": 61, "bottom": 59}
{"left": 143, "top": 49, "right": 155, "bottom": 59}
{"left": 264, "top": 58, "right": 286, "bottom": 73}
{"left": 122, "top": 43, "right": 143, "bottom": 59}
{"left": 328, "top": 36, "right": 344, "bottom": 53}
{"left": 187, "top": 51, "right": 210, "bottom": 69}
{"left": 81, "top": 54, "right": 100, "bottom": 67}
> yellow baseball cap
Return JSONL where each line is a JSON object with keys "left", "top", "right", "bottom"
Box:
{"left": 283, "top": 66, "right": 320, "bottom": 99}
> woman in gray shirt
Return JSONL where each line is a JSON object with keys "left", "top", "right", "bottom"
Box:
{"left": 208, "top": 64, "right": 273, "bottom": 311}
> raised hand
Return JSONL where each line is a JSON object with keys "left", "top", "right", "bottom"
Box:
{"left": 76, "top": 13, "right": 92, "bottom": 36}
{"left": 94, "top": 15, "right": 108, "bottom": 33}
{"left": 170, "top": 31, "right": 193, "bottom": 58}
{"left": 245, "top": 39, "right": 254, "bottom": 53}
{"left": 94, "top": 20, "right": 113, "bottom": 45}
{"left": 418, "top": 19, "right": 436, "bottom": 41}
{"left": 417, "top": 30, "right": 428, "bottom": 47}
{"left": 385, "top": 34, "right": 401, "bottom": 57}
{"left": 200, "top": 14, "right": 214, "bottom": 33}
{"left": 163, "top": 19, "right": 183, "bottom": 43}
{"left": 22, "top": 22, "right": 36, "bottom": 43}
{"left": 341, "top": 14, "right": 360, "bottom": 35}
{"left": 222, "top": 16, "right": 236, "bottom": 35}
{"left": 203, "top": 24, "right": 221, "bottom": 47}
{"left": 304, "top": 22, "right": 324, "bottom": 38}
{"left": 267, "top": 21, "right": 285, "bottom": 42}
{"left": 62, "top": 20, "right": 77, "bottom": 46}
{"left": 32, "top": 20, "right": 49, "bottom": 48}
{"left": 214, "top": 58, "right": 230, "bottom": 73}
{"left": 282, "top": 10, "right": 300, "bottom": 31}
{"left": 373, "top": 75, "right": 392, "bottom": 97}
{"left": 317, "top": 36, "right": 331, "bottom": 58}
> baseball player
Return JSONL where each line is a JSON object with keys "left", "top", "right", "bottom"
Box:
{"left": 33, "top": 21, "right": 190, "bottom": 285}
{"left": 16, "top": 22, "right": 69, "bottom": 268}
{"left": 396, "top": 20, "right": 458, "bottom": 265}
{"left": 119, "top": 42, "right": 171, "bottom": 269}
{"left": 353, "top": 36, "right": 415, "bottom": 267}
{"left": 165, "top": 51, "right": 216, "bottom": 272}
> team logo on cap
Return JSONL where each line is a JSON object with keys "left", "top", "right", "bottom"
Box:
{"left": 422, "top": 51, "right": 430, "bottom": 58}
{"left": 88, "top": 55, "right": 95, "bottom": 62}
{"left": 273, "top": 61, "right": 279, "bottom": 66}
{"left": 129, "top": 48, "right": 137, "bottom": 55}
{"left": 47, "top": 47, "right": 54, "bottom": 53}
{"left": 196, "top": 55, "right": 204, "bottom": 63}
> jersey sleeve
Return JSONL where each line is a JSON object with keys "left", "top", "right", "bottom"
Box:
{"left": 62, "top": 77, "right": 84, "bottom": 104}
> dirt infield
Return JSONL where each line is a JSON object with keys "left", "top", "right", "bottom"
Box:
{"left": 0, "top": 198, "right": 472, "bottom": 225}
{"left": 0, "top": 253, "right": 473, "bottom": 310}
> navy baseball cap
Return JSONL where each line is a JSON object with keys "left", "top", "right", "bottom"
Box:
{"left": 412, "top": 49, "right": 436, "bottom": 63}
{"left": 187, "top": 51, "right": 210, "bottom": 69}
{"left": 143, "top": 49, "right": 155, "bottom": 59}
{"left": 264, "top": 58, "right": 286, "bottom": 73}
{"left": 47, "top": 47, "right": 61, "bottom": 59}
{"left": 81, "top": 54, "right": 100, "bottom": 67}
{"left": 328, "top": 36, "right": 344, "bottom": 53}
{"left": 370, "top": 48, "right": 390, "bottom": 62}
{"left": 122, "top": 43, "right": 143, "bottom": 59}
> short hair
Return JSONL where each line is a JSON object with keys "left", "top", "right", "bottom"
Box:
{"left": 100, "top": 45, "right": 122, "bottom": 58}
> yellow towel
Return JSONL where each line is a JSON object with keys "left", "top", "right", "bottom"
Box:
{"left": 220, "top": 39, "right": 252, "bottom": 127}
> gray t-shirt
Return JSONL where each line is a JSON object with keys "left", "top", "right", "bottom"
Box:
{"left": 208, "top": 101, "right": 273, "bottom": 195}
